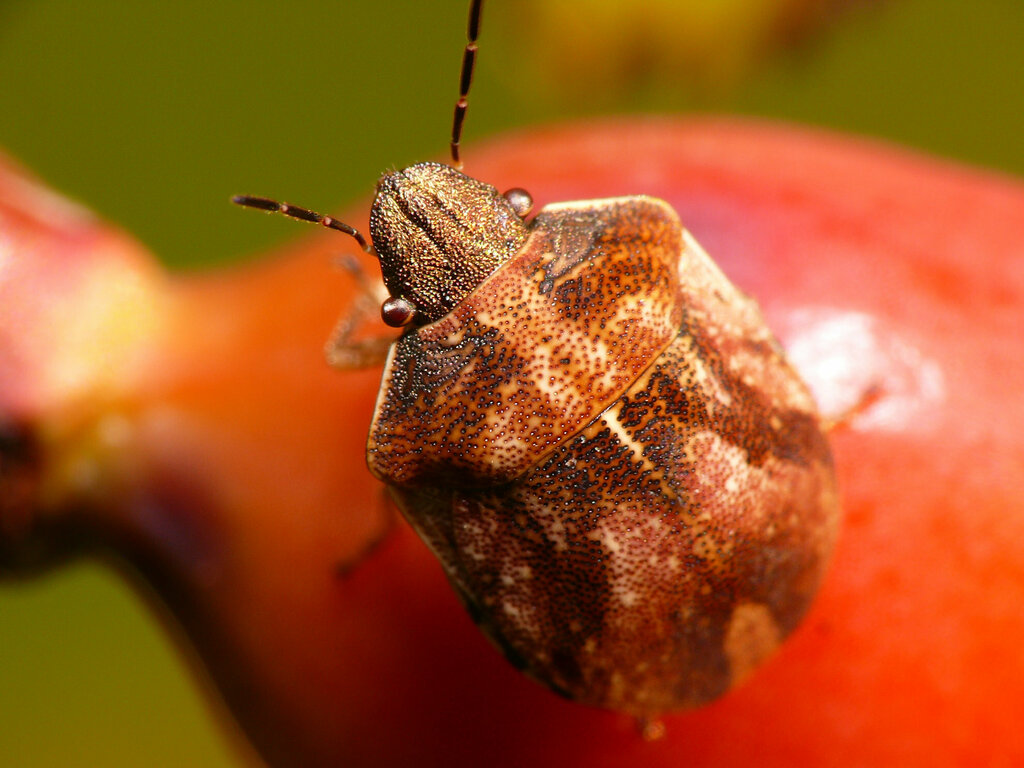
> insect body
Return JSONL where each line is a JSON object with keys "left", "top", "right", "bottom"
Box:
{"left": 366, "top": 169, "right": 837, "bottom": 714}
{"left": 236, "top": 0, "right": 838, "bottom": 717}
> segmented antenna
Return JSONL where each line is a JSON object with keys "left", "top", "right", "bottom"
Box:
{"left": 231, "top": 195, "right": 374, "bottom": 254}
{"left": 236, "top": 2, "right": 484, "bottom": 238}
{"left": 450, "top": 0, "right": 483, "bottom": 170}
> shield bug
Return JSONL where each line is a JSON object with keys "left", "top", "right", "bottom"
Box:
{"left": 234, "top": 0, "right": 838, "bottom": 718}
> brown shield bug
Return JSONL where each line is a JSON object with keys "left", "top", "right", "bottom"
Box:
{"left": 234, "top": 0, "right": 838, "bottom": 719}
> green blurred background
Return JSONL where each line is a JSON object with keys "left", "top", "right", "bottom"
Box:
{"left": 0, "top": 0, "right": 1020, "bottom": 764}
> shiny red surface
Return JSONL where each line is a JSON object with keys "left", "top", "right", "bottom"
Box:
{"left": 2, "top": 119, "right": 1022, "bottom": 766}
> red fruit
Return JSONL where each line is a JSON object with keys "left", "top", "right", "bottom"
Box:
{"left": 2, "top": 119, "right": 1022, "bottom": 766}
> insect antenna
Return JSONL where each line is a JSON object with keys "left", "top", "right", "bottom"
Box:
{"left": 231, "top": 195, "right": 374, "bottom": 254}
{"left": 450, "top": 0, "right": 483, "bottom": 170}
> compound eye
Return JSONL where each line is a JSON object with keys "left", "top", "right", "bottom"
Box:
{"left": 381, "top": 296, "right": 417, "bottom": 328}
{"left": 503, "top": 188, "right": 533, "bottom": 218}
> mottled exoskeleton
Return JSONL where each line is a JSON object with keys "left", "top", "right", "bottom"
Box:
{"left": 234, "top": 0, "right": 838, "bottom": 718}
{"left": 366, "top": 162, "right": 838, "bottom": 716}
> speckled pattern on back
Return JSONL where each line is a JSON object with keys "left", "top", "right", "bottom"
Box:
{"left": 371, "top": 197, "right": 838, "bottom": 715}
{"left": 368, "top": 197, "right": 683, "bottom": 486}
